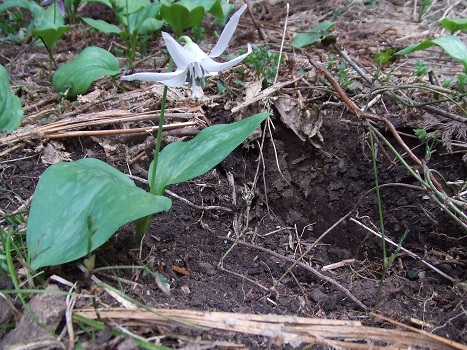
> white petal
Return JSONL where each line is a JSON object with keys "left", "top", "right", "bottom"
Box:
{"left": 121, "top": 69, "right": 187, "bottom": 87}
{"left": 202, "top": 43, "right": 252, "bottom": 72}
{"left": 209, "top": 4, "right": 247, "bottom": 58}
{"left": 163, "top": 70, "right": 189, "bottom": 87}
{"left": 161, "top": 32, "right": 196, "bottom": 69}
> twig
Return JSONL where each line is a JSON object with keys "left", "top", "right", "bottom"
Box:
{"left": 274, "top": 183, "right": 426, "bottom": 287}
{"left": 126, "top": 174, "right": 233, "bottom": 213}
{"left": 334, "top": 45, "right": 467, "bottom": 122}
{"left": 243, "top": 0, "right": 266, "bottom": 41}
{"left": 273, "top": 2, "right": 289, "bottom": 86}
{"left": 306, "top": 55, "right": 450, "bottom": 196}
{"left": 0, "top": 110, "right": 201, "bottom": 146}
{"left": 166, "top": 189, "right": 233, "bottom": 213}
{"left": 350, "top": 218, "right": 457, "bottom": 283}
{"left": 220, "top": 236, "right": 368, "bottom": 311}
{"left": 218, "top": 265, "right": 270, "bottom": 292}
{"left": 231, "top": 78, "right": 300, "bottom": 113}
{"left": 47, "top": 122, "right": 197, "bottom": 139}
{"left": 77, "top": 265, "right": 138, "bottom": 309}
{"left": 304, "top": 52, "right": 361, "bottom": 117}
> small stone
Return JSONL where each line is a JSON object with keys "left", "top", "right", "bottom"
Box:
{"left": 0, "top": 284, "right": 66, "bottom": 349}
{"left": 180, "top": 285, "right": 191, "bottom": 295}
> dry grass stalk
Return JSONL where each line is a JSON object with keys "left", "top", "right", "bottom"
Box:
{"left": 74, "top": 308, "right": 466, "bottom": 349}
{"left": 0, "top": 110, "right": 202, "bottom": 147}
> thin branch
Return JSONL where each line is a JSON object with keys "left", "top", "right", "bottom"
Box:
{"left": 220, "top": 236, "right": 368, "bottom": 311}
{"left": 350, "top": 218, "right": 457, "bottom": 283}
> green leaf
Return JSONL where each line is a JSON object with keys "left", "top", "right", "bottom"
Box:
{"left": 32, "top": 25, "right": 70, "bottom": 51}
{"left": 395, "top": 35, "right": 467, "bottom": 72}
{"left": 82, "top": 17, "right": 123, "bottom": 35}
{"left": 414, "top": 128, "right": 428, "bottom": 140}
{"left": 292, "top": 21, "right": 334, "bottom": 48}
{"left": 0, "top": 64, "right": 23, "bottom": 132}
{"left": 52, "top": 46, "right": 120, "bottom": 98}
{"left": 0, "top": 0, "right": 69, "bottom": 46}
{"left": 374, "top": 48, "right": 395, "bottom": 65}
{"left": 0, "top": 0, "right": 44, "bottom": 20}
{"left": 159, "top": 3, "right": 205, "bottom": 36}
{"left": 126, "top": 2, "right": 161, "bottom": 36}
{"left": 213, "top": 0, "right": 235, "bottom": 25}
{"left": 150, "top": 113, "right": 270, "bottom": 194}
{"left": 138, "top": 17, "right": 165, "bottom": 35}
{"left": 27, "top": 158, "right": 172, "bottom": 270}
{"left": 177, "top": 0, "right": 215, "bottom": 12}
{"left": 30, "top": 3, "right": 70, "bottom": 51}
{"left": 441, "top": 18, "right": 467, "bottom": 34}
{"left": 35, "top": 2, "right": 66, "bottom": 27}
{"left": 81, "top": 0, "right": 113, "bottom": 9}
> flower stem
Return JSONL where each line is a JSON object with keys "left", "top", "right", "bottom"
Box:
{"left": 135, "top": 60, "right": 172, "bottom": 248}
{"left": 149, "top": 84, "right": 168, "bottom": 195}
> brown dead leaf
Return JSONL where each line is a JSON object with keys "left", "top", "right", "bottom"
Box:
{"left": 77, "top": 88, "right": 101, "bottom": 103}
{"left": 40, "top": 140, "right": 72, "bottom": 165}
{"left": 244, "top": 81, "right": 263, "bottom": 101}
{"left": 273, "top": 96, "right": 323, "bottom": 148}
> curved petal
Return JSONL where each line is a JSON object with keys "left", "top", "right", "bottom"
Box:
{"left": 202, "top": 43, "right": 252, "bottom": 72}
{"left": 162, "top": 32, "right": 195, "bottom": 69}
{"left": 57, "top": 0, "right": 65, "bottom": 16}
{"left": 209, "top": 4, "right": 247, "bottom": 58}
{"left": 162, "top": 70, "right": 188, "bottom": 87}
{"left": 121, "top": 69, "right": 187, "bottom": 87}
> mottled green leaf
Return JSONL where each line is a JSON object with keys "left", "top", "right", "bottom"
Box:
{"left": 53, "top": 46, "right": 120, "bottom": 98}
{"left": 0, "top": 65, "right": 23, "bottom": 132}
{"left": 27, "top": 158, "right": 172, "bottom": 269}
{"left": 441, "top": 18, "right": 467, "bottom": 34}
{"left": 150, "top": 113, "right": 270, "bottom": 194}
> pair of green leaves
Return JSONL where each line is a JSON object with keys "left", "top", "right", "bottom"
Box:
{"left": 160, "top": 0, "right": 234, "bottom": 36}
{"left": 0, "top": 0, "right": 70, "bottom": 53}
{"left": 27, "top": 112, "right": 270, "bottom": 269}
{"left": 82, "top": 0, "right": 163, "bottom": 60}
{"left": 82, "top": 0, "right": 235, "bottom": 50}
{"left": 396, "top": 18, "right": 467, "bottom": 72}
{"left": 0, "top": 65, "right": 23, "bottom": 132}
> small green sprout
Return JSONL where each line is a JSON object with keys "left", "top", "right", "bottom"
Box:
{"left": 418, "top": 0, "right": 432, "bottom": 22}
{"left": 292, "top": 20, "right": 334, "bottom": 48}
{"left": 374, "top": 48, "right": 395, "bottom": 66}
{"left": 414, "top": 128, "right": 437, "bottom": 160}
{"left": 158, "top": 0, "right": 234, "bottom": 36}
{"left": 415, "top": 60, "right": 430, "bottom": 77}
{"left": 245, "top": 45, "right": 284, "bottom": 86}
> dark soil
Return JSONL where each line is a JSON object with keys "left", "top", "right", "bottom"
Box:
{"left": 1, "top": 1, "right": 466, "bottom": 349}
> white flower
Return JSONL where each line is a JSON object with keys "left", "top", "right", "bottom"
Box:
{"left": 121, "top": 4, "right": 251, "bottom": 98}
